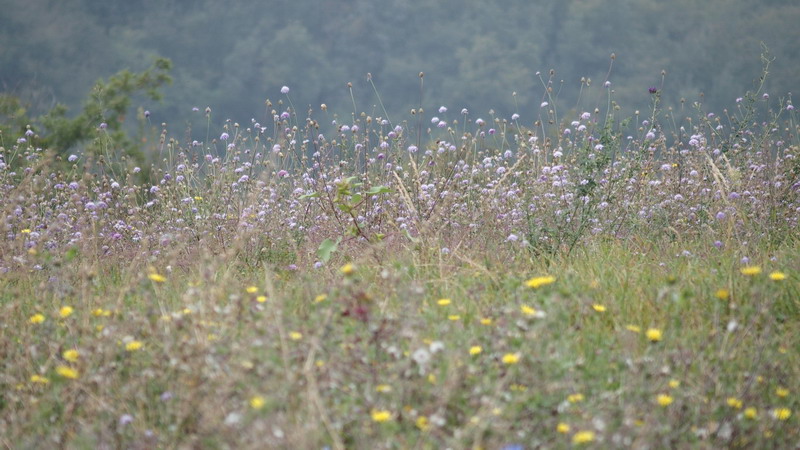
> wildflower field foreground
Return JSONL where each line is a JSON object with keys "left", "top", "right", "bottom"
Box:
{"left": 1, "top": 80, "right": 799, "bottom": 448}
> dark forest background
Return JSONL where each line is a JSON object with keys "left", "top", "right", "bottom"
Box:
{"left": 2, "top": 0, "right": 798, "bottom": 133}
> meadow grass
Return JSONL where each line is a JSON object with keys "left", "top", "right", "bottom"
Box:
{"left": 1, "top": 78, "right": 799, "bottom": 448}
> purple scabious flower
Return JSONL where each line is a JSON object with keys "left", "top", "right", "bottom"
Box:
{"left": 220, "top": 133, "right": 229, "bottom": 141}
{"left": 281, "top": 86, "right": 290, "bottom": 94}
{"left": 649, "top": 86, "right": 658, "bottom": 94}
{"left": 408, "top": 145, "right": 418, "bottom": 153}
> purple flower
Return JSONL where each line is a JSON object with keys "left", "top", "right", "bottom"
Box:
{"left": 408, "top": 145, "right": 418, "bottom": 153}
{"left": 281, "top": 86, "right": 290, "bottom": 94}
{"left": 68, "top": 154, "right": 78, "bottom": 162}
{"left": 475, "top": 118, "right": 485, "bottom": 126}
{"left": 25, "top": 129, "right": 34, "bottom": 137}
{"left": 439, "top": 106, "right": 447, "bottom": 113}
{"left": 649, "top": 86, "right": 658, "bottom": 94}
{"left": 144, "top": 110, "right": 150, "bottom": 118}
{"left": 511, "top": 113, "right": 520, "bottom": 120}
{"left": 488, "top": 128, "right": 495, "bottom": 135}
{"left": 99, "top": 122, "right": 108, "bottom": 129}
{"left": 119, "top": 414, "right": 133, "bottom": 426}
{"left": 604, "top": 81, "right": 612, "bottom": 88}
{"left": 277, "top": 170, "right": 289, "bottom": 178}
{"left": 220, "top": 133, "right": 229, "bottom": 141}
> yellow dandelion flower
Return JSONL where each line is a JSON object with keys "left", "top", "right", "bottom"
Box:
{"left": 520, "top": 305, "right": 537, "bottom": 316}
{"left": 572, "top": 430, "right": 595, "bottom": 444}
{"left": 448, "top": 314, "right": 461, "bottom": 321}
{"left": 371, "top": 409, "right": 392, "bottom": 423}
{"left": 469, "top": 346, "right": 482, "bottom": 356}
{"left": 501, "top": 353, "right": 520, "bottom": 365}
{"left": 625, "top": 324, "right": 641, "bottom": 333}
{"left": 525, "top": 275, "right": 556, "bottom": 289}
{"left": 63, "top": 349, "right": 79, "bottom": 362}
{"left": 148, "top": 273, "right": 167, "bottom": 283}
{"left": 567, "top": 393, "right": 584, "bottom": 403}
{"left": 592, "top": 304, "right": 606, "bottom": 312}
{"left": 415, "top": 415, "right": 429, "bottom": 431}
{"left": 125, "top": 340, "right": 143, "bottom": 352}
{"left": 776, "top": 387, "right": 789, "bottom": 398}
{"left": 256, "top": 295, "right": 267, "bottom": 303}
{"left": 340, "top": 263, "right": 355, "bottom": 276}
{"left": 29, "top": 313, "right": 45, "bottom": 324}
{"left": 727, "top": 397, "right": 743, "bottom": 409}
{"left": 715, "top": 289, "right": 730, "bottom": 300}
{"left": 740, "top": 266, "right": 762, "bottom": 276}
{"left": 21, "top": 228, "right": 31, "bottom": 233}
{"left": 557, "top": 422, "right": 571, "bottom": 434}
{"left": 657, "top": 394, "right": 673, "bottom": 406}
{"left": 289, "top": 331, "right": 303, "bottom": 341}
{"left": 768, "top": 271, "right": 786, "bottom": 281}
{"left": 246, "top": 286, "right": 258, "bottom": 294}
{"left": 194, "top": 196, "right": 203, "bottom": 201}
{"left": 59, "top": 306, "right": 74, "bottom": 318}
{"left": 437, "top": 298, "right": 451, "bottom": 306}
{"left": 91, "top": 308, "right": 104, "bottom": 317}
{"left": 30, "top": 374, "right": 50, "bottom": 384}
{"left": 375, "top": 384, "right": 392, "bottom": 393}
{"left": 314, "top": 294, "right": 327, "bottom": 303}
{"left": 250, "top": 395, "right": 265, "bottom": 410}
{"left": 646, "top": 328, "right": 663, "bottom": 342}
{"left": 56, "top": 365, "right": 79, "bottom": 379}
{"left": 668, "top": 379, "right": 681, "bottom": 389}
{"left": 772, "top": 408, "right": 791, "bottom": 420}
{"left": 744, "top": 407, "right": 758, "bottom": 419}
{"left": 427, "top": 374, "right": 437, "bottom": 384}
{"left": 480, "top": 317, "right": 493, "bottom": 325}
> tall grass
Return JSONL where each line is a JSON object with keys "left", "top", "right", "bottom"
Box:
{"left": 0, "top": 68, "right": 798, "bottom": 448}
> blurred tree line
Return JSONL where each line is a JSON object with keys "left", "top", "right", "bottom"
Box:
{"left": 1, "top": 0, "right": 797, "bottom": 144}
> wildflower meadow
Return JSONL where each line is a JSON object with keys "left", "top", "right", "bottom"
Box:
{"left": 1, "top": 61, "right": 798, "bottom": 449}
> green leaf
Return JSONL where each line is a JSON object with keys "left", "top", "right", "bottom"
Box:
{"left": 349, "top": 193, "right": 363, "bottom": 205}
{"left": 299, "top": 192, "right": 319, "bottom": 200}
{"left": 317, "top": 237, "right": 341, "bottom": 263}
{"left": 366, "top": 185, "right": 391, "bottom": 195}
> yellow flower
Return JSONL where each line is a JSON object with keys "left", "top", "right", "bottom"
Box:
{"left": 592, "top": 304, "right": 606, "bottom": 312}
{"left": 727, "top": 397, "right": 743, "bottom": 409}
{"left": 715, "top": 289, "right": 730, "bottom": 300}
{"left": 63, "top": 349, "right": 79, "bottom": 362}
{"left": 340, "top": 263, "right": 355, "bottom": 276}
{"left": 768, "top": 271, "right": 786, "bottom": 281}
{"left": 556, "top": 422, "right": 571, "bottom": 434}
{"left": 29, "top": 313, "right": 45, "bottom": 324}
{"left": 567, "top": 393, "right": 585, "bottom": 403}
{"left": 572, "top": 430, "right": 595, "bottom": 444}
{"left": 668, "top": 379, "right": 681, "bottom": 389}
{"left": 375, "top": 384, "right": 392, "bottom": 393}
{"left": 772, "top": 408, "right": 791, "bottom": 420}
{"left": 646, "top": 328, "right": 663, "bottom": 342}
{"left": 437, "top": 298, "right": 451, "bottom": 306}
{"left": 657, "top": 394, "right": 673, "bottom": 407}
{"left": 480, "top": 317, "right": 493, "bottom": 325}
{"left": 59, "top": 306, "right": 74, "bottom": 318}
{"left": 776, "top": 387, "right": 789, "bottom": 398}
{"left": 625, "top": 324, "right": 641, "bottom": 333}
{"left": 250, "top": 395, "right": 265, "bottom": 410}
{"left": 148, "top": 273, "right": 167, "bottom": 283}
{"left": 520, "top": 305, "right": 537, "bottom": 316}
{"left": 744, "top": 407, "right": 758, "bottom": 419}
{"left": 125, "top": 340, "right": 143, "bottom": 352}
{"left": 371, "top": 409, "right": 392, "bottom": 423}
{"left": 448, "top": 315, "right": 461, "bottom": 321}
{"left": 256, "top": 295, "right": 267, "bottom": 303}
{"left": 30, "top": 375, "right": 50, "bottom": 384}
{"left": 314, "top": 294, "right": 327, "bottom": 303}
{"left": 415, "top": 415, "right": 429, "bottom": 431}
{"left": 289, "top": 331, "right": 303, "bottom": 341}
{"left": 21, "top": 228, "right": 31, "bottom": 233}
{"left": 525, "top": 275, "right": 556, "bottom": 289}
{"left": 246, "top": 285, "right": 258, "bottom": 294}
{"left": 501, "top": 353, "right": 520, "bottom": 365}
{"left": 56, "top": 365, "right": 79, "bottom": 379}
{"left": 469, "top": 346, "right": 482, "bottom": 356}
{"left": 740, "top": 266, "right": 762, "bottom": 276}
